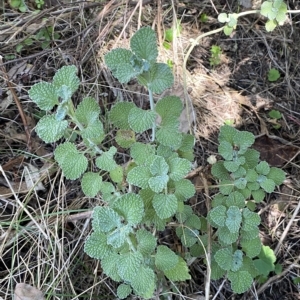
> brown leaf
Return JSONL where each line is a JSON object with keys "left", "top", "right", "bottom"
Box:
{"left": 14, "top": 283, "right": 44, "bottom": 300}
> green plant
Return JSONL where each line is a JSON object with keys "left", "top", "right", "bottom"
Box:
{"left": 268, "top": 68, "right": 280, "bottom": 82}
{"left": 209, "top": 45, "right": 222, "bottom": 67}
{"left": 9, "top": 0, "right": 27, "bottom": 12}
{"left": 163, "top": 21, "right": 182, "bottom": 50}
{"left": 35, "top": 0, "right": 44, "bottom": 9}
{"left": 268, "top": 109, "right": 282, "bottom": 129}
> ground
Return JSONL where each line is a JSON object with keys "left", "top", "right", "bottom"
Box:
{"left": 0, "top": 0, "right": 300, "bottom": 299}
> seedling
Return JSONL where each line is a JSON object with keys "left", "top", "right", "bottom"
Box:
{"left": 268, "top": 109, "right": 282, "bottom": 129}
{"left": 209, "top": 45, "right": 222, "bottom": 67}
{"left": 9, "top": 0, "right": 27, "bottom": 12}
{"left": 268, "top": 68, "right": 280, "bottom": 82}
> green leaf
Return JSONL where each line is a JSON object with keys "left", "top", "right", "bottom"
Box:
{"left": 231, "top": 250, "right": 243, "bottom": 271}
{"left": 81, "top": 172, "right": 102, "bottom": 197}
{"left": 128, "top": 107, "right": 157, "bottom": 133}
{"left": 36, "top": 115, "right": 68, "bottom": 143}
{"left": 176, "top": 226, "right": 199, "bottom": 247}
{"left": 245, "top": 169, "right": 258, "bottom": 182}
{"left": 211, "top": 162, "right": 230, "bottom": 180}
{"left": 218, "top": 13, "right": 228, "bottom": 23}
{"left": 131, "top": 266, "right": 156, "bottom": 298}
{"left": 152, "top": 194, "right": 178, "bottom": 219}
{"left": 218, "top": 226, "right": 239, "bottom": 244}
{"left": 226, "top": 191, "right": 246, "bottom": 209}
{"left": 105, "top": 48, "right": 140, "bottom": 83}
{"left": 268, "top": 68, "right": 280, "bottom": 82}
{"left": 155, "top": 96, "right": 183, "bottom": 121}
{"left": 107, "top": 224, "right": 132, "bottom": 248}
{"left": 208, "top": 205, "right": 226, "bottom": 228}
{"left": 75, "top": 97, "right": 100, "bottom": 124}
{"left": 54, "top": 142, "right": 88, "bottom": 179}
{"left": 52, "top": 65, "right": 79, "bottom": 94}
{"left": 130, "top": 142, "right": 156, "bottom": 165}
{"left": 155, "top": 245, "right": 179, "bottom": 271}
{"left": 156, "top": 125, "right": 182, "bottom": 149}
{"left": 241, "top": 236, "right": 262, "bottom": 258}
{"left": 109, "top": 102, "right": 136, "bottom": 129}
{"left": 92, "top": 206, "right": 121, "bottom": 233}
{"left": 242, "top": 208, "right": 260, "bottom": 231}
{"left": 219, "top": 180, "right": 234, "bottom": 195}
{"left": 95, "top": 147, "right": 118, "bottom": 171}
{"left": 110, "top": 166, "right": 123, "bottom": 183}
{"left": 211, "top": 259, "right": 226, "bottom": 280}
{"left": 185, "top": 214, "right": 201, "bottom": 230}
{"left": 29, "top": 82, "right": 58, "bottom": 110}
{"left": 260, "top": 178, "right": 275, "bottom": 193}
{"left": 127, "top": 166, "right": 152, "bottom": 189}
{"left": 130, "top": 27, "right": 158, "bottom": 62}
{"left": 253, "top": 245, "right": 276, "bottom": 276}
{"left": 265, "top": 19, "right": 277, "bottom": 32}
{"left": 234, "top": 131, "right": 255, "bottom": 154}
{"left": 168, "top": 157, "right": 191, "bottom": 181}
{"left": 215, "top": 248, "right": 232, "bottom": 271}
{"left": 268, "top": 109, "right": 282, "bottom": 119}
{"left": 228, "top": 270, "right": 253, "bottom": 294}
{"left": 256, "top": 161, "right": 270, "bottom": 175}
{"left": 226, "top": 206, "right": 242, "bottom": 233}
{"left": 150, "top": 156, "right": 169, "bottom": 176}
{"left": 243, "top": 149, "right": 260, "bottom": 169}
{"left": 164, "top": 257, "right": 191, "bottom": 281}
{"left": 148, "top": 175, "right": 169, "bottom": 193}
{"left": 267, "top": 167, "right": 285, "bottom": 185}
{"left": 224, "top": 161, "right": 240, "bottom": 172}
{"left": 81, "top": 119, "right": 104, "bottom": 142}
{"left": 136, "top": 229, "right": 157, "bottom": 256}
{"left": 138, "top": 63, "right": 174, "bottom": 94}
{"left": 84, "top": 231, "right": 111, "bottom": 259}
{"left": 251, "top": 188, "right": 265, "bottom": 202}
{"left": 101, "top": 252, "right": 121, "bottom": 282}
{"left": 117, "top": 284, "right": 132, "bottom": 299}
{"left": 113, "top": 193, "right": 144, "bottom": 225}
{"left": 118, "top": 252, "right": 143, "bottom": 282}
{"left": 174, "top": 179, "right": 195, "bottom": 201}
{"left": 178, "top": 133, "right": 195, "bottom": 152}
{"left": 115, "top": 130, "right": 135, "bottom": 148}
{"left": 224, "top": 25, "right": 234, "bottom": 36}
{"left": 218, "top": 141, "right": 233, "bottom": 160}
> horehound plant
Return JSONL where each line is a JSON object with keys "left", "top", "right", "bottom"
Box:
{"left": 28, "top": 26, "right": 285, "bottom": 298}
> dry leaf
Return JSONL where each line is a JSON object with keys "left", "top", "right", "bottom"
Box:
{"left": 14, "top": 283, "right": 44, "bottom": 300}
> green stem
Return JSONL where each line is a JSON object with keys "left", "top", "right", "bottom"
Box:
{"left": 148, "top": 88, "right": 156, "bottom": 142}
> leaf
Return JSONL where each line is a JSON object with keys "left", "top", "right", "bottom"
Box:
{"left": 251, "top": 188, "right": 265, "bottom": 202}
{"left": 226, "top": 191, "right": 245, "bottom": 209}
{"left": 218, "top": 141, "right": 233, "bottom": 160}
{"left": 218, "top": 12, "right": 228, "bottom": 23}
{"left": 155, "top": 245, "right": 179, "bottom": 271}
{"left": 267, "top": 167, "right": 285, "bottom": 185}
{"left": 105, "top": 48, "right": 140, "bottom": 83}
{"left": 109, "top": 102, "right": 136, "bottom": 129}
{"left": 107, "top": 224, "right": 132, "bottom": 248}
{"left": 242, "top": 208, "right": 260, "bottom": 231}
{"left": 168, "top": 157, "right": 191, "bottom": 181}
{"left": 131, "top": 266, "right": 156, "bottom": 298}
{"left": 243, "top": 149, "right": 260, "bottom": 169}
{"left": 224, "top": 161, "right": 240, "bottom": 172}
{"left": 268, "top": 68, "right": 280, "bottom": 82}
{"left": 228, "top": 270, "right": 253, "bottom": 294}
{"left": 81, "top": 119, "right": 104, "bottom": 142}
{"left": 81, "top": 172, "right": 102, "bottom": 197}
{"left": 152, "top": 193, "right": 178, "bottom": 219}
{"left": 130, "top": 27, "right": 158, "bottom": 62}
{"left": 54, "top": 142, "right": 88, "bottom": 179}
{"left": 155, "top": 96, "right": 183, "bottom": 121}
{"left": 256, "top": 161, "right": 270, "bottom": 175}
{"left": 226, "top": 206, "right": 242, "bottom": 233}
{"left": 215, "top": 248, "right": 232, "bottom": 271}
{"left": 110, "top": 166, "right": 123, "bottom": 183}
{"left": 218, "top": 226, "right": 239, "bottom": 244}
{"left": 75, "top": 97, "right": 100, "bottom": 124}
{"left": 148, "top": 175, "right": 169, "bottom": 193}
{"left": 224, "top": 25, "right": 234, "bottom": 36}
{"left": 95, "top": 147, "right": 118, "bottom": 171}
{"left": 92, "top": 206, "right": 121, "bottom": 233}
{"left": 136, "top": 229, "right": 157, "bottom": 256}
{"left": 113, "top": 193, "right": 144, "bottom": 225}
{"left": 211, "top": 162, "right": 231, "bottom": 180}
{"left": 260, "top": 1, "right": 273, "bottom": 18}
{"left": 178, "top": 133, "right": 195, "bottom": 152}
{"left": 101, "top": 252, "right": 121, "bottom": 282}
{"left": 253, "top": 245, "right": 276, "bottom": 276}
{"left": 219, "top": 180, "right": 234, "bottom": 195}
{"left": 84, "top": 231, "right": 111, "bottom": 259}
{"left": 127, "top": 166, "right": 152, "bottom": 189}
{"left": 36, "top": 115, "right": 68, "bottom": 143}
{"left": 29, "top": 82, "right": 58, "bottom": 111}
{"left": 164, "top": 257, "right": 191, "bottom": 281}
{"left": 117, "top": 284, "right": 132, "bottom": 299}
{"left": 116, "top": 130, "right": 136, "bottom": 148}
{"left": 208, "top": 205, "right": 226, "bottom": 228}
{"left": 52, "top": 65, "right": 79, "bottom": 94}
{"left": 260, "top": 178, "right": 275, "bottom": 193}
{"left": 219, "top": 125, "right": 237, "bottom": 144}
{"left": 150, "top": 156, "right": 169, "bottom": 176}
{"left": 176, "top": 227, "right": 199, "bottom": 247}
{"left": 118, "top": 252, "right": 143, "bottom": 282}
{"left": 234, "top": 131, "right": 255, "bottom": 154}
{"left": 156, "top": 125, "right": 182, "bottom": 149}
{"left": 185, "top": 214, "right": 201, "bottom": 230}
{"left": 130, "top": 142, "right": 156, "bottom": 165}
{"left": 265, "top": 19, "right": 277, "bottom": 32}
{"left": 241, "top": 236, "right": 262, "bottom": 258}
{"left": 211, "top": 259, "right": 226, "bottom": 280}
{"left": 231, "top": 250, "right": 243, "bottom": 272}
{"left": 128, "top": 107, "right": 157, "bottom": 133}
{"left": 138, "top": 63, "right": 174, "bottom": 94}
{"left": 174, "top": 179, "right": 195, "bottom": 201}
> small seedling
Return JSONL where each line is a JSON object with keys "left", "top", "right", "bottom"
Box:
{"left": 200, "top": 13, "right": 209, "bottom": 22}
{"left": 268, "top": 68, "right": 280, "bottom": 82}
{"left": 268, "top": 109, "right": 282, "bottom": 129}
{"left": 35, "top": 0, "right": 44, "bottom": 9}
{"left": 163, "top": 21, "right": 182, "bottom": 50}
{"left": 209, "top": 45, "right": 222, "bottom": 67}
{"left": 9, "top": 0, "right": 27, "bottom": 12}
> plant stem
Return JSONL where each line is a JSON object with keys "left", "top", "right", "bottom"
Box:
{"left": 148, "top": 88, "right": 156, "bottom": 142}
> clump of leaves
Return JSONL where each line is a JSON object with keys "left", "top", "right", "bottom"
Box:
{"left": 267, "top": 68, "right": 280, "bottom": 82}
{"left": 209, "top": 45, "right": 222, "bottom": 67}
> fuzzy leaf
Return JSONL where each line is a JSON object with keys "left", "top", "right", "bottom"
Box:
{"left": 153, "top": 194, "right": 178, "bottom": 219}
{"left": 168, "top": 157, "right": 191, "bottom": 181}
{"left": 81, "top": 172, "right": 102, "bottom": 197}
{"left": 118, "top": 252, "right": 143, "bottom": 282}
{"left": 164, "top": 257, "right": 191, "bottom": 281}
{"left": 251, "top": 188, "right": 265, "bottom": 202}
{"left": 242, "top": 208, "right": 260, "bottom": 231}
{"left": 256, "top": 161, "right": 270, "bottom": 175}
{"left": 148, "top": 175, "right": 169, "bottom": 193}
{"left": 131, "top": 266, "right": 156, "bottom": 298}
{"left": 150, "top": 156, "right": 169, "bottom": 176}
{"left": 115, "top": 130, "right": 135, "bottom": 148}
{"left": 75, "top": 97, "right": 100, "bottom": 124}
{"left": 127, "top": 166, "right": 152, "bottom": 189}
{"left": 52, "top": 65, "right": 79, "bottom": 94}
{"left": 218, "top": 141, "right": 233, "bottom": 160}
{"left": 92, "top": 206, "right": 121, "bottom": 233}
{"left": 245, "top": 169, "right": 258, "bottom": 182}
{"left": 185, "top": 214, "right": 201, "bottom": 230}
{"left": 253, "top": 245, "right": 276, "bottom": 276}
{"left": 36, "top": 115, "right": 68, "bottom": 143}
{"left": 136, "top": 229, "right": 157, "bottom": 256}
{"left": 260, "top": 178, "right": 275, "bottom": 193}
{"left": 155, "top": 96, "right": 183, "bottom": 121}
{"left": 113, "top": 193, "right": 144, "bottom": 225}
{"left": 243, "top": 149, "right": 260, "bottom": 169}
{"left": 218, "top": 125, "right": 237, "bottom": 144}
{"left": 109, "top": 102, "right": 136, "bottom": 130}
{"left": 156, "top": 125, "right": 182, "bottom": 149}
{"left": 130, "top": 27, "right": 158, "bottom": 62}
{"left": 267, "top": 167, "right": 285, "bottom": 185}
{"left": 226, "top": 191, "right": 245, "bottom": 209}
{"left": 130, "top": 142, "right": 156, "bottom": 165}
{"left": 155, "top": 245, "right": 179, "bottom": 271}
{"left": 219, "top": 180, "right": 234, "bottom": 195}
{"left": 138, "top": 63, "right": 174, "bottom": 94}
{"left": 228, "top": 270, "right": 253, "bottom": 294}
{"left": 107, "top": 224, "right": 132, "bottom": 248}
{"left": 105, "top": 48, "right": 140, "bottom": 83}
{"left": 84, "top": 231, "right": 111, "bottom": 259}
{"left": 234, "top": 130, "right": 255, "bottom": 154}
{"left": 226, "top": 206, "right": 242, "bottom": 233}
{"left": 101, "top": 252, "right": 121, "bottom": 282}
{"left": 29, "top": 82, "right": 58, "bottom": 111}
{"left": 176, "top": 227, "right": 199, "bottom": 247}
{"left": 117, "top": 284, "right": 132, "bottom": 299}
{"left": 215, "top": 248, "right": 232, "bottom": 271}
{"left": 231, "top": 250, "right": 243, "bottom": 271}
{"left": 211, "top": 162, "right": 231, "bottom": 180}
{"left": 224, "top": 161, "right": 240, "bottom": 172}
{"left": 54, "top": 142, "right": 88, "bottom": 179}
{"left": 81, "top": 119, "right": 104, "bottom": 142}
{"left": 241, "top": 237, "right": 262, "bottom": 258}
{"left": 128, "top": 107, "right": 157, "bottom": 133}
{"left": 110, "top": 166, "right": 123, "bottom": 183}
{"left": 208, "top": 205, "right": 226, "bottom": 228}
{"left": 218, "top": 226, "right": 239, "bottom": 244}
{"left": 178, "top": 133, "right": 195, "bottom": 152}
{"left": 95, "top": 147, "right": 118, "bottom": 171}
{"left": 174, "top": 179, "right": 195, "bottom": 201}
{"left": 211, "top": 259, "right": 226, "bottom": 280}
